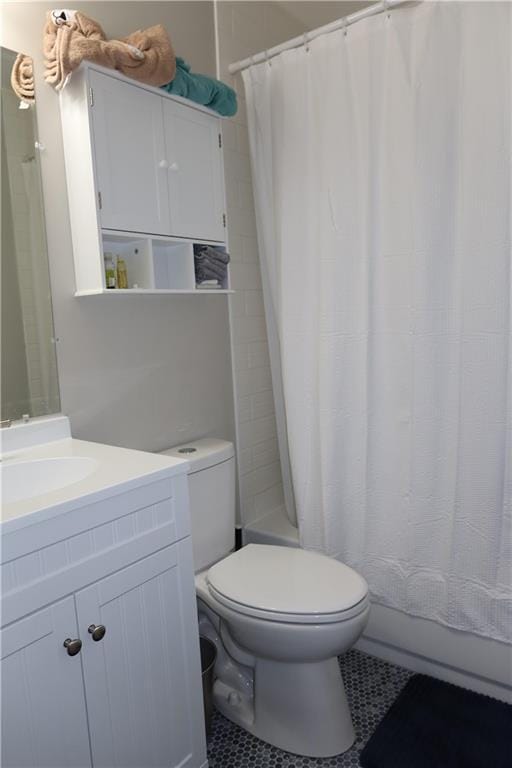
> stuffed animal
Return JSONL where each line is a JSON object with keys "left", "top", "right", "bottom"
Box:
{"left": 44, "top": 9, "right": 176, "bottom": 90}
{"left": 11, "top": 53, "right": 35, "bottom": 103}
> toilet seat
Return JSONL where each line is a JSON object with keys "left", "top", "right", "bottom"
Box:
{"left": 206, "top": 544, "right": 369, "bottom": 625}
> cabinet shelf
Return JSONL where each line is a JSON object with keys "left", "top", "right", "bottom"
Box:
{"left": 75, "top": 288, "right": 234, "bottom": 296}
{"left": 99, "top": 232, "right": 231, "bottom": 293}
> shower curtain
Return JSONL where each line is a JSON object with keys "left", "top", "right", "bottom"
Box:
{"left": 243, "top": 1, "right": 511, "bottom": 642}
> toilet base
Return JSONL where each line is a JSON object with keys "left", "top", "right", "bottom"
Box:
{"left": 214, "top": 656, "right": 355, "bottom": 757}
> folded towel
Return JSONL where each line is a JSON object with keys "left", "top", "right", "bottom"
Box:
{"left": 161, "top": 57, "right": 237, "bottom": 117}
{"left": 195, "top": 260, "right": 226, "bottom": 282}
{"left": 44, "top": 9, "right": 176, "bottom": 91}
{"left": 11, "top": 53, "right": 35, "bottom": 103}
{"left": 194, "top": 244, "right": 230, "bottom": 284}
{"left": 195, "top": 245, "right": 231, "bottom": 266}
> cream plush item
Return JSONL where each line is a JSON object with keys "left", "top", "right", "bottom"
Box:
{"left": 44, "top": 9, "right": 176, "bottom": 90}
{"left": 10, "top": 53, "right": 35, "bottom": 102}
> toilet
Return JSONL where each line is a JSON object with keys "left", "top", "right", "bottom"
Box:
{"left": 161, "top": 438, "right": 370, "bottom": 758}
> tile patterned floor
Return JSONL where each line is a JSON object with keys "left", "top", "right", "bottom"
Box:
{"left": 207, "top": 649, "right": 412, "bottom": 767}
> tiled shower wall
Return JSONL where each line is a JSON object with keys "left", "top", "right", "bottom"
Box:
{"left": 216, "top": 2, "right": 308, "bottom": 527}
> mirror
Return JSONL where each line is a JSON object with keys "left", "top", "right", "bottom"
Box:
{"left": 1, "top": 47, "right": 60, "bottom": 422}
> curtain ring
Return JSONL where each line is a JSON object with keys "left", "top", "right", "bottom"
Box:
{"left": 342, "top": 18, "right": 348, "bottom": 37}
{"left": 303, "top": 33, "right": 310, "bottom": 52}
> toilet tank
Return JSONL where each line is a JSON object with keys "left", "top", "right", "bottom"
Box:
{"left": 160, "top": 439, "right": 235, "bottom": 571}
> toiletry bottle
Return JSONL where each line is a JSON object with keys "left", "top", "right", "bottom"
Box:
{"left": 104, "top": 252, "right": 117, "bottom": 289}
{"left": 117, "top": 258, "right": 128, "bottom": 289}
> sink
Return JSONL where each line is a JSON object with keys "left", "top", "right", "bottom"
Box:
{"left": 0, "top": 456, "right": 99, "bottom": 504}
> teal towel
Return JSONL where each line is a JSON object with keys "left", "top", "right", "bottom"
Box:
{"left": 161, "top": 57, "right": 237, "bottom": 117}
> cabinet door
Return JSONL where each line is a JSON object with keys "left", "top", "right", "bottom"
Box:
{"left": 163, "top": 99, "right": 225, "bottom": 242}
{"left": 75, "top": 541, "right": 206, "bottom": 768}
{"left": 1, "top": 597, "right": 91, "bottom": 768}
{"left": 90, "top": 71, "right": 170, "bottom": 235}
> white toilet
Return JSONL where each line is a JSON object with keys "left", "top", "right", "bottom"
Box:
{"left": 162, "top": 438, "right": 370, "bottom": 758}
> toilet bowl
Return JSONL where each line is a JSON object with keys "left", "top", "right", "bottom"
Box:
{"left": 196, "top": 544, "right": 369, "bottom": 757}
{"left": 161, "top": 439, "right": 370, "bottom": 757}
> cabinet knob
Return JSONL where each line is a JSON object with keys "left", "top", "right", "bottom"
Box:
{"left": 88, "top": 624, "right": 106, "bottom": 642}
{"left": 169, "top": 161, "right": 179, "bottom": 172}
{"left": 63, "top": 638, "right": 82, "bottom": 656}
{"left": 158, "top": 159, "right": 169, "bottom": 169}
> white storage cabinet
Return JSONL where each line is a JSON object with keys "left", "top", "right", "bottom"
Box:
{"left": 60, "top": 63, "right": 230, "bottom": 295}
{"left": 1, "top": 474, "right": 207, "bottom": 768}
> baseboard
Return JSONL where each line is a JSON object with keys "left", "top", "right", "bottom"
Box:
{"left": 356, "top": 603, "right": 512, "bottom": 703}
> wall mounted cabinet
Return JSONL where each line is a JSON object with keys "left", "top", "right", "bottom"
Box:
{"left": 60, "top": 63, "right": 230, "bottom": 295}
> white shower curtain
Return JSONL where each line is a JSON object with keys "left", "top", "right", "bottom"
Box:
{"left": 243, "top": 1, "right": 511, "bottom": 642}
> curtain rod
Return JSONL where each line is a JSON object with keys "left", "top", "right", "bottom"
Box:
{"left": 228, "top": 0, "right": 410, "bottom": 75}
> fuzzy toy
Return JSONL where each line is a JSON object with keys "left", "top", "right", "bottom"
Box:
{"left": 44, "top": 9, "right": 176, "bottom": 90}
{"left": 11, "top": 53, "right": 35, "bottom": 102}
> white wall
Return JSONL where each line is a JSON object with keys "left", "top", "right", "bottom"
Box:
{"left": 216, "top": 2, "right": 307, "bottom": 528}
{"left": 1, "top": 2, "right": 236, "bottom": 452}
{"left": 1, "top": 0, "right": 362, "bottom": 496}
{"left": 216, "top": 1, "right": 361, "bottom": 527}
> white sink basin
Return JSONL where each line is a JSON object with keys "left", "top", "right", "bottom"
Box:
{"left": 0, "top": 456, "right": 99, "bottom": 504}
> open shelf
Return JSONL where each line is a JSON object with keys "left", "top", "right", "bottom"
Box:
{"left": 153, "top": 240, "right": 195, "bottom": 290}
{"left": 75, "top": 288, "right": 234, "bottom": 296}
{"left": 102, "top": 234, "right": 153, "bottom": 289}
{"left": 93, "top": 230, "right": 232, "bottom": 295}
{"left": 193, "top": 243, "right": 230, "bottom": 290}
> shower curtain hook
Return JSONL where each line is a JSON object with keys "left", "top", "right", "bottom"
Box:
{"left": 383, "top": 0, "right": 391, "bottom": 19}
{"left": 342, "top": 18, "right": 348, "bottom": 37}
{"left": 303, "top": 32, "right": 310, "bottom": 52}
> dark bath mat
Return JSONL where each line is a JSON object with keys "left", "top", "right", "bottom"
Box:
{"left": 360, "top": 673, "right": 512, "bottom": 768}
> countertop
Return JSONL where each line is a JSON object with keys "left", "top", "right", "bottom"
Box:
{"left": 1, "top": 438, "right": 188, "bottom": 533}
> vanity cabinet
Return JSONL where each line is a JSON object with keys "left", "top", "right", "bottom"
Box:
{"left": 1, "top": 597, "right": 91, "bottom": 768}
{"left": 60, "top": 63, "right": 229, "bottom": 295}
{"left": 76, "top": 544, "right": 200, "bottom": 768}
{"left": 1, "top": 472, "right": 207, "bottom": 768}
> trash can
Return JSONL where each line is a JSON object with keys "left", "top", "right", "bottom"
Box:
{"left": 199, "top": 636, "right": 217, "bottom": 735}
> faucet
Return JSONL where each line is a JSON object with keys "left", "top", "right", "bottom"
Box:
{"left": 1, "top": 414, "right": 29, "bottom": 428}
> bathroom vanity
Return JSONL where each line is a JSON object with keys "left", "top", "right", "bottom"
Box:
{"left": 0, "top": 418, "right": 207, "bottom": 768}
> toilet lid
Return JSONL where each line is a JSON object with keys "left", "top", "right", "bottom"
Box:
{"left": 207, "top": 545, "right": 368, "bottom": 622}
